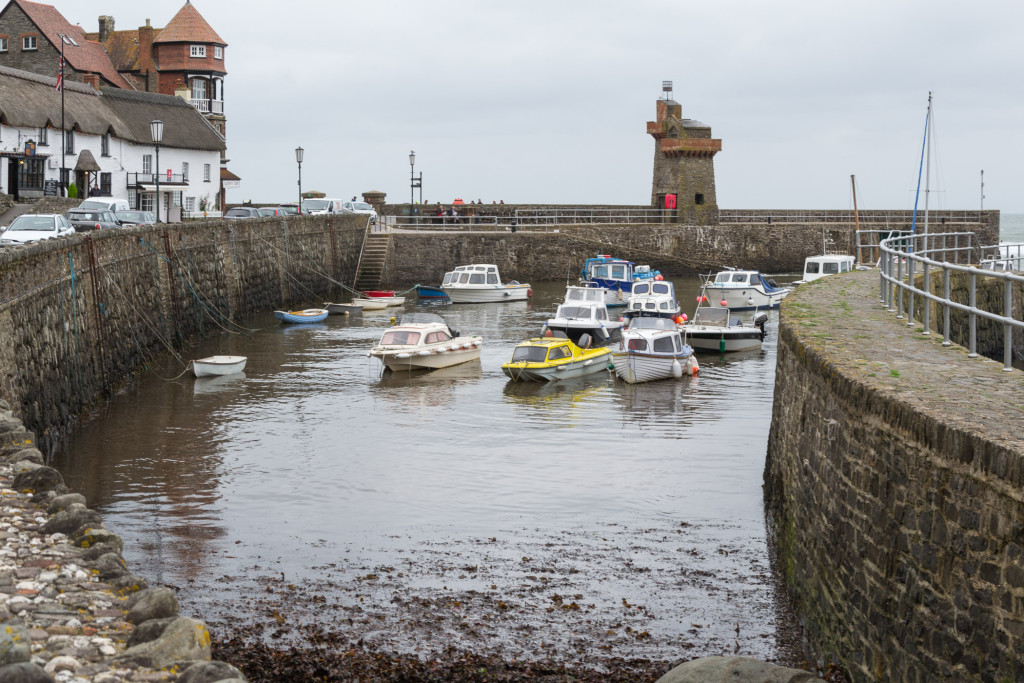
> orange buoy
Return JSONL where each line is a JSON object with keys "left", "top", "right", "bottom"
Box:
{"left": 654, "top": 274, "right": 663, "bottom": 281}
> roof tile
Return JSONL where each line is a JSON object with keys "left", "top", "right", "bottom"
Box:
{"left": 154, "top": 2, "right": 225, "bottom": 45}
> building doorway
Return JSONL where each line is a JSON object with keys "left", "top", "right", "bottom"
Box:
{"left": 6, "top": 158, "right": 19, "bottom": 200}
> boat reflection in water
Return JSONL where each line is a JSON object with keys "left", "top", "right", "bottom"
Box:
{"left": 192, "top": 372, "right": 246, "bottom": 397}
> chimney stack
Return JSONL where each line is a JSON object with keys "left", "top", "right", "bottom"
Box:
{"left": 138, "top": 18, "right": 154, "bottom": 84}
{"left": 97, "top": 15, "right": 114, "bottom": 42}
{"left": 83, "top": 74, "right": 100, "bottom": 91}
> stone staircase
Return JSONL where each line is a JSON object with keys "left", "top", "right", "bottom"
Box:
{"left": 353, "top": 232, "right": 392, "bottom": 292}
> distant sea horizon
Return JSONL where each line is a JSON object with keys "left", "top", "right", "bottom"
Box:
{"left": 1001, "top": 213, "right": 1024, "bottom": 242}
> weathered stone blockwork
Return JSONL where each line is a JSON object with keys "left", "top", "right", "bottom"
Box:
{"left": 0, "top": 214, "right": 364, "bottom": 452}
{"left": 765, "top": 271, "right": 1024, "bottom": 682}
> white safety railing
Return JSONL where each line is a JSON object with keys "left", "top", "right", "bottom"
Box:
{"left": 878, "top": 232, "right": 1024, "bottom": 371}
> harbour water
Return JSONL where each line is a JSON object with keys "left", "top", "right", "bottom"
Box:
{"left": 1002, "top": 213, "right": 1024, "bottom": 242}
{"left": 52, "top": 277, "right": 807, "bottom": 672}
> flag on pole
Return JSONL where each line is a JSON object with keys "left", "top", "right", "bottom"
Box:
{"left": 55, "top": 55, "right": 63, "bottom": 92}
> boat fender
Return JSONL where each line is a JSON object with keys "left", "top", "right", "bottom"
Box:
{"left": 527, "top": 288, "right": 533, "bottom": 298}
{"left": 747, "top": 298, "right": 755, "bottom": 307}
{"left": 688, "top": 356, "right": 700, "bottom": 375}
{"left": 672, "top": 360, "right": 683, "bottom": 379}
{"left": 397, "top": 353, "right": 412, "bottom": 359}
{"left": 418, "top": 350, "right": 431, "bottom": 356}
{"left": 720, "top": 300, "right": 728, "bottom": 307}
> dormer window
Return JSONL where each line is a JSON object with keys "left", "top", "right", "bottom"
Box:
{"left": 22, "top": 35, "right": 37, "bottom": 51}
{"left": 190, "top": 44, "right": 206, "bottom": 58}
{"left": 214, "top": 46, "right": 223, "bottom": 59}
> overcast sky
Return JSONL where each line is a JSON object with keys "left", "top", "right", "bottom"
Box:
{"left": 62, "top": 1, "right": 1024, "bottom": 212}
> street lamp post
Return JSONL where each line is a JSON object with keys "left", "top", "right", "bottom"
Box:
{"left": 409, "top": 150, "right": 422, "bottom": 222}
{"left": 296, "top": 146, "right": 304, "bottom": 214}
{"left": 56, "top": 33, "right": 76, "bottom": 196}
{"left": 150, "top": 119, "right": 163, "bottom": 223}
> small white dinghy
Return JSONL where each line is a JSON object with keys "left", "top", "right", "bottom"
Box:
{"left": 192, "top": 355, "right": 247, "bottom": 378}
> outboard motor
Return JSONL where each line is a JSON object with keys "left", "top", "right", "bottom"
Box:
{"left": 578, "top": 333, "right": 592, "bottom": 349}
{"left": 754, "top": 313, "right": 769, "bottom": 341}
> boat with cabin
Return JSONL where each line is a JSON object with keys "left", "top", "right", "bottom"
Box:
{"left": 501, "top": 334, "right": 611, "bottom": 382}
{"left": 369, "top": 312, "right": 482, "bottom": 372}
{"left": 610, "top": 317, "right": 697, "bottom": 384}
{"left": 542, "top": 286, "right": 623, "bottom": 346}
{"left": 703, "top": 269, "right": 791, "bottom": 310}
{"left": 440, "top": 264, "right": 532, "bottom": 303}
{"left": 684, "top": 306, "right": 767, "bottom": 353}
{"left": 274, "top": 308, "right": 329, "bottom": 324}
{"left": 623, "top": 279, "right": 681, "bottom": 320}
{"left": 794, "top": 254, "right": 856, "bottom": 284}
{"left": 579, "top": 255, "right": 661, "bottom": 307}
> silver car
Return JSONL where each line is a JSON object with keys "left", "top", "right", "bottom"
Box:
{"left": 0, "top": 214, "right": 75, "bottom": 245}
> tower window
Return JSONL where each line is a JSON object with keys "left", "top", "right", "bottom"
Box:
{"left": 190, "top": 44, "right": 206, "bottom": 58}
{"left": 695, "top": 193, "right": 704, "bottom": 205}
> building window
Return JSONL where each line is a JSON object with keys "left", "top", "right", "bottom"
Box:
{"left": 185, "top": 196, "right": 196, "bottom": 212}
{"left": 181, "top": 162, "right": 189, "bottom": 181}
{"left": 22, "top": 35, "right": 37, "bottom": 51}
{"left": 190, "top": 44, "right": 206, "bottom": 58}
{"left": 100, "top": 172, "right": 111, "bottom": 196}
{"left": 141, "top": 192, "right": 154, "bottom": 212}
{"left": 38, "top": 127, "right": 47, "bottom": 145}
{"left": 191, "top": 78, "right": 206, "bottom": 101}
{"left": 214, "top": 46, "right": 223, "bottom": 59}
{"left": 19, "top": 158, "right": 44, "bottom": 190}
{"left": 173, "top": 192, "right": 181, "bottom": 207}
{"left": 0, "top": 37, "right": 8, "bottom": 53}
{"left": 64, "top": 129, "right": 74, "bottom": 153}
{"left": 101, "top": 133, "right": 109, "bottom": 156}
{"left": 142, "top": 154, "right": 152, "bottom": 175}
{"left": 128, "top": 188, "right": 137, "bottom": 209}
{"left": 203, "top": 163, "right": 211, "bottom": 182}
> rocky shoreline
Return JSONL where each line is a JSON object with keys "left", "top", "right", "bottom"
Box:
{"left": 0, "top": 400, "right": 245, "bottom": 682}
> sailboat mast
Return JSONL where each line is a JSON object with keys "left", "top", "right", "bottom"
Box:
{"left": 851, "top": 174, "right": 860, "bottom": 236}
{"left": 923, "top": 92, "right": 932, "bottom": 237}
{"left": 909, "top": 93, "right": 931, "bottom": 236}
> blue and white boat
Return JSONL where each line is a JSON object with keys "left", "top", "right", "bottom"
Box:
{"left": 578, "top": 254, "right": 662, "bottom": 307}
{"left": 702, "top": 269, "right": 791, "bottom": 311}
{"left": 274, "top": 308, "right": 329, "bottom": 324}
{"left": 416, "top": 284, "right": 450, "bottom": 301}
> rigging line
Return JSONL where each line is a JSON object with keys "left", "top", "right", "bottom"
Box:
{"left": 136, "top": 238, "right": 256, "bottom": 335}
{"left": 249, "top": 233, "right": 342, "bottom": 299}
{"left": 255, "top": 233, "right": 362, "bottom": 296}
{"left": 99, "top": 267, "right": 186, "bottom": 367}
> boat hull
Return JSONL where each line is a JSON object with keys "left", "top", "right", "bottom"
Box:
{"left": 193, "top": 355, "right": 247, "bottom": 377}
{"left": 372, "top": 341, "right": 482, "bottom": 372}
{"left": 325, "top": 302, "right": 361, "bottom": 315}
{"left": 443, "top": 285, "right": 532, "bottom": 303}
{"left": 416, "top": 285, "right": 450, "bottom": 300}
{"left": 686, "top": 327, "right": 764, "bottom": 352}
{"left": 610, "top": 351, "right": 696, "bottom": 384}
{"left": 703, "top": 287, "right": 790, "bottom": 311}
{"left": 274, "top": 309, "right": 329, "bottom": 324}
{"left": 501, "top": 354, "right": 611, "bottom": 382}
{"left": 350, "top": 298, "right": 389, "bottom": 310}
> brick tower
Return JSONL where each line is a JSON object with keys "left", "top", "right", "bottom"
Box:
{"left": 647, "top": 82, "right": 721, "bottom": 225}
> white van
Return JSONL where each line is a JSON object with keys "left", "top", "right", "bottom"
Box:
{"left": 79, "top": 198, "right": 130, "bottom": 213}
{"left": 300, "top": 198, "right": 343, "bottom": 215}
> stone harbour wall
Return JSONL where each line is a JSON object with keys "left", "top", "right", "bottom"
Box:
{"left": 764, "top": 270, "right": 1024, "bottom": 682}
{"left": 0, "top": 213, "right": 365, "bottom": 455}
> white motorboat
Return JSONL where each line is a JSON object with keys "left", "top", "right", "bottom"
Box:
{"left": 623, "top": 279, "right": 681, "bottom": 320}
{"left": 611, "top": 317, "right": 697, "bottom": 384}
{"left": 369, "top": 312, "right": 482, "bottom": 372}
{"left": 324, "top": 302, "right": 362, "bottom": 315}
{"left": 703, "top": 269, "right": 791, "bottom": 310}
{"left": 440, "top": 264, "right": 532, "bottom": 303}
{"left": 542, "top": 286, "right": 623, "bottom": 346}
{"left": 684, "top": 307, "right": 767, "bottom": 353}
{"left": 192, "top": 355, "right": 247, "bottom": 377}
{"left": 794, "top": 254, "right": 856, "bottom": 284}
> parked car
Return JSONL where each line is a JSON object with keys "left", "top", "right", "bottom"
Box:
{"left": 79, "top": 198, "right": 131, "bottom": 213}
{"left": 342, "top": 200, "right": 377, "bottom": 223}
{"left": 0, "top": 214, "right": 75, "bottom": 245}
{"left": 256, "top": 207, "right": 281, "bottom": 217}
{"left": 67, "top": 208, "right": 121, "bottom": 231}
{"left": 223, "top": 207, "right": 262, "bottom": 219}
{"left": 114, "top": 210, "right": 157, "bottom": 226}
{"left": 278, "top": 204, "right": 300, "bottom": 216}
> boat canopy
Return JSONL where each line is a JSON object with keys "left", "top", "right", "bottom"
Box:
{"left": 400, "top": 312, "right": 447, "bottom": 326}
{"left": 554, "top": 304, "right": 608, "bottom": 321}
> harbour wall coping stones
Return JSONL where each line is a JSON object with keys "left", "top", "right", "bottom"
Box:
{"left": 764, "top": 269, "right": 1024, "bottom": 682}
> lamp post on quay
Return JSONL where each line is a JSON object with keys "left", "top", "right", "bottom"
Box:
{"left": 296, "top": 146, "right": 304, "bottom": 214}
{"left": 409, "top": 150, "right": 422, "bottom": 222}
{"left": 150, "top": 119, "right": 163, "bottom": 223}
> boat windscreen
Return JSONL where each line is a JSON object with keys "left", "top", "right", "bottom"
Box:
{"left": 692, "top": 307, "right": 730, "bottom": 326}
{"left": 380, "top": 330, "right": 421, "bottom": 345}
{"left": 628, "top": 317, "right": 676, "bottom": 330}
{"left": 555, "top": 305, "right": 592, "bottom": 320}
{"left": 511, "top": 345, "right": 549, "bottom": 362}
{"left": 401, "top": 312, "right": 446, "bottom": 326}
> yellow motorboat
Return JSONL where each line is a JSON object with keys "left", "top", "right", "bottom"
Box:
{"left": 501, "top": 334, "right": 611, "bottom": 382}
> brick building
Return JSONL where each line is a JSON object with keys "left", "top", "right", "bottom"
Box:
{"left": 647, "top": 82, "right": 721, "bottom": 226}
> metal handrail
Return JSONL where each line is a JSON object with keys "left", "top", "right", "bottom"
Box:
{"left": 722, "top": 209, "right": 988, "bottom": 224}
{"left": 878, "top": 231, "right": 1024, "bottom": 371}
